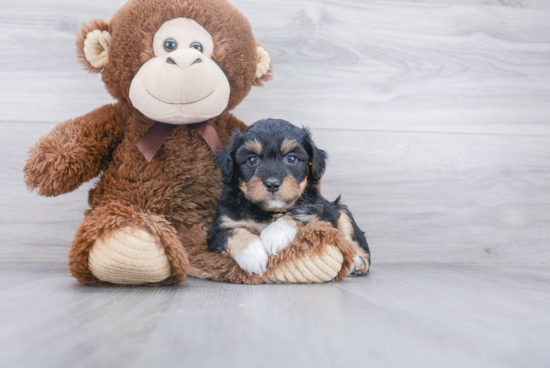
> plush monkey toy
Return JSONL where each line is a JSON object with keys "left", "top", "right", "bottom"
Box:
{"left": 24, "top": 0, "right": 356, "bottom": 286}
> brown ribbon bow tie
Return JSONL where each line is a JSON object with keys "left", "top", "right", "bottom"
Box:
{"left": 137, "top": 121, "right": 224, "bottom": 162}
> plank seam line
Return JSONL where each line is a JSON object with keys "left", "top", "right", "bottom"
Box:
{"left": 2, "top": 121, "right": 550, "bottom": 139}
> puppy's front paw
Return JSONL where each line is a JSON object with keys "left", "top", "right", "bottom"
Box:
{"left": 260, "top": 218, "right": 297, "bottom": 256}
{"left": 234, "top": 239, "right": 269, "bottom": 276}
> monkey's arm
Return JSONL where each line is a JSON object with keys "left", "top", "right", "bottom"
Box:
{"left": 24, "top": 103, "right": 125, "bottom": 197}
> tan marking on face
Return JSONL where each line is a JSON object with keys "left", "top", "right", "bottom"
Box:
{"left": 244, "top": 139, "right": 263, "bottom": 155}
{"left": 261, "top": 176, "right": 307, "bottom": 212}
{"left": 280, "top": 138, "right": 299, "bottom": 155}
{"left": 239, "top": 180, "right": 248, "bottom": 196}
{"left": 220, "top": 215, "right": 269, "bottom": 235}
{"left": 227, "top": 228, "right": 260, "bottom": 259}
{"left": 240, "top": 176, "right": 308, "bottom": 212}
{"left": 278, "top": 177, "right": 307, "bottom": 202}
{"left": 240, "top": 176, "right": 272, "bottom": 204}
{"left": 277, "top": 176, "right": 296, "bottom": 203}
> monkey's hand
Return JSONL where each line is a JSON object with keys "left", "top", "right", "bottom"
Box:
{"left": 24, "top": 104, "right": 123, "bottom": 197}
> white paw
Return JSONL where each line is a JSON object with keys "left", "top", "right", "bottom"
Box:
{"left": 348, "top": 255, "right": 369, "bottom": 277}
{"left": 260, "top": 218, "right": 297, "bottom": 256}
{"left": 234, "top": 239, "right": 269, "bottom": 276}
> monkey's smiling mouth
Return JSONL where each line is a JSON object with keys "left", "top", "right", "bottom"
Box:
{"left": 146, "top": 90, "right": 215, "bottom": 105}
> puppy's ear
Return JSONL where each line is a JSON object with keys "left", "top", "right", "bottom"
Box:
{"left": 216, "top": 150, "right": 233, "bottom": 183}
{"left": 216, "top": 130, "right": 242, "bottom": 183}
{"left": 302, "top": 128, "right": 328, "bottom": 181}
{"left": 310, "top": 145, "right": 328, "bottom": 181}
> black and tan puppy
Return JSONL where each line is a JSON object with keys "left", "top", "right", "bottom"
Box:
{"left": 207, "top": 119, "right": 370, "bottom": 277}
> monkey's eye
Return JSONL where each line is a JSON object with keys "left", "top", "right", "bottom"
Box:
{"left": 247, "top": 155, "right": 260, "bottom": 167}
{"left": 164, "top": 38, "right": 178, "bottom": 52}
{"left": 286, "top": 154, "right": 298, "bottom": 165}
{"left": 190, "top": 42, "right": 203, "bottom": 52}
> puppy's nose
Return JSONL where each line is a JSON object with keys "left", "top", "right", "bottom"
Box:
{"left": 265, "top": 179, "right": 281, "bottom": 194}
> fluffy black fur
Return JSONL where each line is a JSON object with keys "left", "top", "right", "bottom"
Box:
{"left": 207, "top": 119, "right": 370, "bottom": 268}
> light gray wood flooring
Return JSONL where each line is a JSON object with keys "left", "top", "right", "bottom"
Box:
{"left": 0, "top": 0, "right": 549, "bottom": 367}
{"left": 1, "top": 263, "right": 550, "bottom": 368}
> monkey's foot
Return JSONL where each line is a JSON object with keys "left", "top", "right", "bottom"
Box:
{"left": 88, "top": 227, "right": 172, "bottom": 285}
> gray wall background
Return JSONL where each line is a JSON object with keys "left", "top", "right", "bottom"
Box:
{"left": 1, "top": 0, "right": 549, "bottom": 266}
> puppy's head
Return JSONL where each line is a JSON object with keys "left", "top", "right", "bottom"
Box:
{"left": 217, "top": 119, "right": 327, "bottom": 212}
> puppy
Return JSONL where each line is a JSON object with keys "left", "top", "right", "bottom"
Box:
{"left": 207, "top": 119, "right": 370, "bottom": 277}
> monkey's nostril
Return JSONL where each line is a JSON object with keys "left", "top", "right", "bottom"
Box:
{"left": 191, "top": 58, "right": 202, "bottom": 66}
{"left": 166, "top": 57, "right": 177, "bottom": 65}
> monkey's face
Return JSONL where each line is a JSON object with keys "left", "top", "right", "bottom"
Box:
{"left": 76, "top": 0, "right": 273, "bottom": 124}
{"left": 129, "top": 18, "right": 230, "bottom": 125}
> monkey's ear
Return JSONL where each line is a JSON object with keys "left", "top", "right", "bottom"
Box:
{"left": 302, "top": 128, "right": 328, "bottom": 181}
{"left": 254, "top": 45, "right": 273, "bottom": 86}
{"left": 216, "top": 130, "right": 242, "bottom": 183}
{"left": 76, "top": 19, "right": 111, "bottom": 74}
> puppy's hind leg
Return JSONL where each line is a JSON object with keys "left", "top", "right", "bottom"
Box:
{"left": 337, "top": 209, "right": 370, "bottom": 276}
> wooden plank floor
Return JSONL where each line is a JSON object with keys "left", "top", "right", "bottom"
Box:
{"left": 1, "top": 0, "right": 549, "bottom": 367}
{"left": 1, "top": 263, "right": 549, "bottom": 368}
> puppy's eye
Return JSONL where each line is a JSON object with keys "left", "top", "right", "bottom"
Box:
{"left": 164, "top": 38, "right": 178, "bottom": 52}
{"left": 286, "top": 154, "right": 298, "bottom": 165}
{"left": 190, "top": 42, "right": 203, "bottom": 52}
{"left": 248, "top": 155, "right": 260, "bottom": 166}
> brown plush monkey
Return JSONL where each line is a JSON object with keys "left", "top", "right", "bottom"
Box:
{"left": 24, "top": 0, "right": 355, "bottom": 286}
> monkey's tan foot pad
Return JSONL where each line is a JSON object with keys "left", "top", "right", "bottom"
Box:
{"left": 88, "top": 227, "right": 172, "bottom": 285}
{"left": 263, "top": 245, "right": 344, "bottom": 284}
